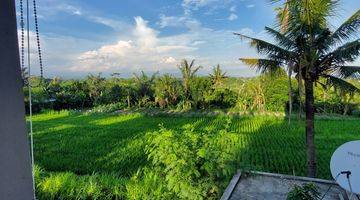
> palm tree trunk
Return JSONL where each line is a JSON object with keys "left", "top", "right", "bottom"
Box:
{"left": 298, "top": 72, "right": 303, "bottom": 120}
{"left": 288, "top": 67, "right": 293, "bottom": 125}
{"left": 305, "top": 79, "right": 316, "bottom": 178}
{"left": 127, "top": 95, "right": 131, "bottom": 108}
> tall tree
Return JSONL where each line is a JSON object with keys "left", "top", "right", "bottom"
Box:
{"left": 236, "top": 1, "right": 360, "bottom": 177}
{"left": 179, "top": 59, "right": 201, "bottom": 100}
{"left": 154, "top": 74, "right": 182, "bottom": 108}
{"left": 86, "top": 73, "right": 106, "bottom": 106}
{"left": 209, "top": 64, "right": 228, "bottom": 87}
{"left": 133, "top": 71, "right": 158, "bottom": 105}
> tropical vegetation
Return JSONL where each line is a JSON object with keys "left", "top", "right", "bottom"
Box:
{"left": 32, "top": 111, "right": 359, "bottom": 199}
{"left": 21, "top": 0, "right": 360, "bottom": 199}
{"left": 237, "top": 0, "right": 360, "bottom": 177}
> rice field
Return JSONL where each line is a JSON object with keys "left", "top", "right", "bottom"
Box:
{"left": 31, "top": 111, "right": 360, "bottom": 199}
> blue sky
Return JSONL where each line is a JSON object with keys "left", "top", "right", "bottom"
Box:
{"left": 17, "top": 0, "right": 360, "bottom": 78}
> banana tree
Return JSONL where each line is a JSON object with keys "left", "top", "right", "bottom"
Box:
{"left": 178, "top": 59, "right": 201, "bottom": 101}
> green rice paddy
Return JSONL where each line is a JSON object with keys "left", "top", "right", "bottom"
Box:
{"left": 31, "top": 111, "right": 360, "bottom": 199}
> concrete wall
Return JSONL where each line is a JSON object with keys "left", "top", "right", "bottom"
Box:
{"left": 0, "top": 0, "right": 35, "bottom": 199}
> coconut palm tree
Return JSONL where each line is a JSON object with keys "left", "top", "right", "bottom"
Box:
{"left": 209, "top": 64, "right": 228, "bottom": 87}
{"left": 236, "top": 1, "right": 360, "bottom": 177}
{"left": 179, "top": 59, "right": 201, "bottom": 100}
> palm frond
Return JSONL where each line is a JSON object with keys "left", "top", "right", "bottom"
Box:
{"left": 314, "top": 28, "right": 333, "bottom": 54}
{"left": 331, "top": 9, "right": 360, "bottom": 43}
{"left": 337, "top": 66, "right": 360, "bottom": 78}
{"left": 150, "top": 71, "right": 159, "bottom": 82}
{"left": 234, "top": 33, "right": 297, "bottom": 61}
{"left": 191, "top": 66, "right": 202, "bottom": 77}
{"left": 265, "top": 26, "right": 296, "bottom": 49}
{"left": 325, "top": 39, "right": 360, "bottom": 64}
{"left": 240, "top": 58, "right": 282, "bottom": 74}
{"left": 284, "top": 0, "right": 338, "bottom": 38}
{"left": 189, "top": 59, "right": 195, "bottom": 68}
{"left": 325, "top": 75, "right": 360, "bottom": 93}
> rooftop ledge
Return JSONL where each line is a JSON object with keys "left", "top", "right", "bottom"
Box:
{"left": 221, "top": 171, "right": 352, "bottom": 200}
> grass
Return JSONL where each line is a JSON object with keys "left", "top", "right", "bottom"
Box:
{"left": 31, "top": 111, "right": 360, "bottom": 199}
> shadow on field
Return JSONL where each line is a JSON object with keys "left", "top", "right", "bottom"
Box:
{"left": 232, "top": 117, "right": 308, "bottom": 178}
{"left": 231, "top": 116, "right": 360, "bottom": 179}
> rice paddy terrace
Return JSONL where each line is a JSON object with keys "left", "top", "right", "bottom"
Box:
{"left": 31, "top": 111, "right": 360, "bottom": 199}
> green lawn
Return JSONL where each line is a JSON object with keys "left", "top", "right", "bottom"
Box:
{"left": 31, "top": 111, "right": 360, "bottom": 199}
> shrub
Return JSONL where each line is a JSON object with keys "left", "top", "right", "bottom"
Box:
{"left": 126, "top": 168, "right": 175, "bottom": 200}
{"left": 205, "top": 88, "right": 237, "bottom": 108}
{"left": 190, "top": 77, "right": 213, "bottom": 109}
{"left": 143, "top": 121, "right": 238, "bottom": 199}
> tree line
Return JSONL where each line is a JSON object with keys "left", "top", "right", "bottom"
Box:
{"left": 23, "top": 59, "right": 360, "bottom": 116}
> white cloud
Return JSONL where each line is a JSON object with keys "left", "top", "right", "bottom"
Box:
{"left": 71, "top": 17, "right": 197, "bottom": 73}
{"left": 228, "top": 13, "right": 238, "bottom": 21}
{"left": 158, "top": 15, "right": 187, "bottom": 28}
{"left": 23, "top": 19, "right": 267, "bottom": 77}
{"left": 89, "top": 16, "right": 129, "bottom": 31}
{"left": 158, "top": 14, "right": 202, "bottom": 31}
{"left": 133, "top": 17, "right": 158, "bottom": 49}
{"left": 38, "top": 2, "right": 130, "bottom": 31}
{"left": 161, "top": 57, "right": 177, "bottom": 64}
{"left": 30, "top": 1, "right": 271, "bottom": 77}
{"left": 182, "top": 0, "right": 229, "bottom": 15}
{"left": 56, "top": 4, "right": 82, "bottom": 16}
{"left": 182, "top": 0, "right": 217, "bottom": 9}
{"left": 70, "top": 14, "right": 266, "bottom": 77}
{"left": 246, "top": 4, "right": 255, "bottom": 8}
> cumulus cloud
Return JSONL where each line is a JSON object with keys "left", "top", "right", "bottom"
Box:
{"left": 71, "top": 17, "right": 197, "bottom": 72}
{"left": 70, "top": 14, "right": 268, "bottom": 77}
{"left": 30, "top": 0, "right": 271, "bottom": 77}
{"left": 161, "top": 56, "right": 177, "bottom": 64}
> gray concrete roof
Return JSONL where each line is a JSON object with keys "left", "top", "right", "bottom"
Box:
{"left": 221, "top": 171, "right": 351, "bottom": 200}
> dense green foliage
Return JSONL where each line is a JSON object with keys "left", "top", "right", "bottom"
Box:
{"left": 32, "top": 111, "right": 360, "bottom": 199}
{"left": 34, "top": 166, "right": 127, "bottom": 200}
{"left": 144, "top": 123, "right": 236, "bottom": 199}
{"left": 25, "top": 71, "right": 360, "bottom": 115}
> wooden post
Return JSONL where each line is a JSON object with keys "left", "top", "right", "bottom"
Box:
{"left": 0, "top": 0, "right": 35, "bottom": 199}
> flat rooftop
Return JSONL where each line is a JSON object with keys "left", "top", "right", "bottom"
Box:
{"left": 221, "top": 171, "right": 351, "bottom": 200}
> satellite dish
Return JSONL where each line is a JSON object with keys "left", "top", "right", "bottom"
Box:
{"left": 330, "top": 140, "right": 360, "bottom": 195}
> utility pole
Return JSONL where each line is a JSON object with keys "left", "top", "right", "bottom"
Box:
{"left": 0, "top": 0, "right": 35, "bottom": 199}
